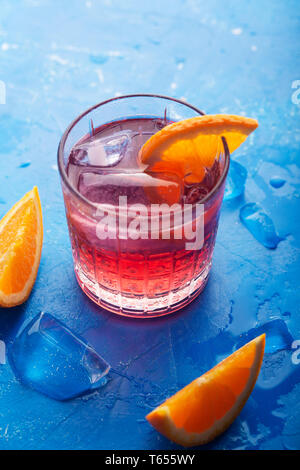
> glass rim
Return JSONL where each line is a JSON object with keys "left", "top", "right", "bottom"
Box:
{"left": 57, "top": 93, "right": 230, "bottom": 210}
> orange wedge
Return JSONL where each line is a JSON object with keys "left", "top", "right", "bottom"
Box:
{"left": 146, "top": 334, "right": 265, "bottom": 447}
{"left": 0, "top": 187, "right": 43, "bottom": 307}
{"left": 139, "top": 114, "right": 258, "bottom": 183}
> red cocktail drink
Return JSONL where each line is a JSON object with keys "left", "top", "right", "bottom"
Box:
{"left": 58, "top": 95, "right": 229, "bottom": 317}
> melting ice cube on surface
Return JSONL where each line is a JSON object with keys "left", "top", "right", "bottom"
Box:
{"left": 236, "top": 319, "right": 294, "bottom": 355}
{"left": 236, "top": 320, "right": 294, "bottom": 391}
{"left": 8, "top": 312, "right": 110, "bottom": 400}
{"left": 239, "top": 202, "right": 282, "bottom": 249}
{"left": 224, "top": 160, "right": 247, "bottom": 201}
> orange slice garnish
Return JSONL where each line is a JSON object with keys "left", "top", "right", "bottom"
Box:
{"left": 139, "top": 114, "right": 258, "bottom": 183}
{"left": 0, "top": 187, "right": 43, "bottom": 307}
{"left": 146, "top": 334, "right": 265, "bottom": 447}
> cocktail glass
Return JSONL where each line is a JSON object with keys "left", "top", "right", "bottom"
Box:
{"left": 58, "top": 94, "right": 229, "bottom": 318}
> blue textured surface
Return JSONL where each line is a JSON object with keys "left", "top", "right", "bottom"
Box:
{"left": 0, "top": 0, "right": 300, "bottom": 450}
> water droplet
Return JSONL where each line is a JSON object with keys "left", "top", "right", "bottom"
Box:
{"left": 270, "top": 177, "right": 286, "bottom": 188}
{"left": 89, "top": 54, "right": 108, "bottom": 65}
{"left": 18, "top": 161, "right": 31, "bottom": 168}
{"left": 224, "top": 160, "right": 247, "bottom": 200}
{"left": 240, "top": 203, "right": 282, "bottom": 249}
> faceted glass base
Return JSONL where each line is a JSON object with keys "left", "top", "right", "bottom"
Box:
{"left": 75, "top": 263, "right": 211, "bottom": 318}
